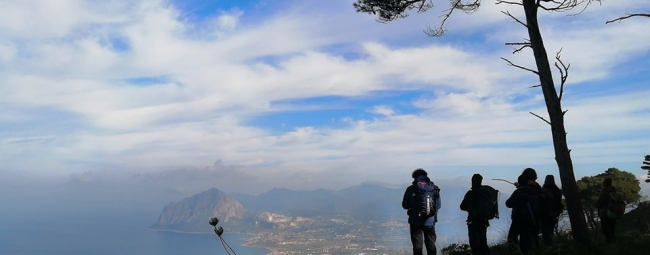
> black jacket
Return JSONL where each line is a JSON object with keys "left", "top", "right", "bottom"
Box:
{"left": 460, "top": 186, "right": 481, "bottom": 221}
{"left": 505, "top": 181, "right": 543, "bottom": 223}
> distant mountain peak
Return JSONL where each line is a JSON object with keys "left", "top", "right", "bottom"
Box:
{"left": 150, "top": 187, "right": 245, "bottom": 232}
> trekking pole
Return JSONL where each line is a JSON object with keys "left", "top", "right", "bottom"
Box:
{"left": 492, "top": 178, "right": 515, "bottom": 185}
{"left": 209, "top": 217, "right": 238, "bottom": 255}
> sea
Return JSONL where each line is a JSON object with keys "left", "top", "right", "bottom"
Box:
{"left": 0, "top": 209, "right": 269, "bottom": 255}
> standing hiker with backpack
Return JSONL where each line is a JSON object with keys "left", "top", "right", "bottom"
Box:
{"left": 505, "top": 168, "right": 543, "bottom": 254}
{"left": 597, "top": 178, "right": 624, "bottom": 243}
{"left": 541, "top": 175, "right": 563, "bottom": 247}
{"left": 402, "top": 168, "right": 441, "bottom": 255}
{"left": 460, "top": 174, "right": 498, "bottom": 255}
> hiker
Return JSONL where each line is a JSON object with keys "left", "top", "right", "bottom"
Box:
{"left": 541, "top": 175, "right": 563, "bottom": 247}
{"left": 506, "top": 168, "right": 543, "bottom": 254}
{"left": 597, "top": 178, "right": 617, "bottom": 243}
{"left": 506, "top": 174, "right": 527, "bottom": 253}
{"left": 402, "top": 168, "right": 441, "bottom": 255}
{"left": 460, "top": 173, "right": 495, "bottom": 255}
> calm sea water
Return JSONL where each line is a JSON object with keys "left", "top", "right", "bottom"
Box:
{"left": 0, "top": 209, "right": 268, "bottom": 255}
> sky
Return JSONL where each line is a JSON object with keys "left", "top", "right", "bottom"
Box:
{"left": 1, "top": 0, "right": 649, "bottom": 211}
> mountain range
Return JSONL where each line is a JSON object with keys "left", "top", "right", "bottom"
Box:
{"left": 149, "top": 182, "right": 512, "bottom": 238}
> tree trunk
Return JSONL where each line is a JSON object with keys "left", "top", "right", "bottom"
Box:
{"left": 522, "top": 0, "right": 590, "bottom": 243}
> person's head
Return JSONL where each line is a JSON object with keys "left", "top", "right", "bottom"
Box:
{"left": 603, "top": 178, "right": 613, "bottom": 187}
{"left": 517, "top": 174, "right": 527, "bottom": 187}
{"left": 471, "top": 173, "right": 483, "bottom": 188}
{"left": 522, "top": 168, "right": 538, "bottom": 182}
{"left": 412, "top": 168, "right": 428, "bottom": 180}
{"left": 544, "top": 175, "right": 556, "bottom": 186}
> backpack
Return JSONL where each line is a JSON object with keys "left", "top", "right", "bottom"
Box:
{"left": 411, "top": 181, "right": 440, "bottom": 217}
{"left": 542, "top": 187, "right": 564, "bottom": 217}
{"left": 605, "top": 191, "right": 626, "bottom": 219}
{"left": 476, "top": 185, "right": 499, "bottom": 220}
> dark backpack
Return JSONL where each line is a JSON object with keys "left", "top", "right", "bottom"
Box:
{"left": 476, "top": 185, "right": 499, "bottom": 220}
{"left": 605, "top": 191, "right": 626, "bottom": 219}
{"left": 411, "top": 181, "right": 440, "bottom": 217}
{"left": 542, "top": 187, "right": 564, "bottom": 217}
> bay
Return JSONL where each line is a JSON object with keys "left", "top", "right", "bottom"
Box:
{"left": 0, "top": 209, "right": 268, "bottom": 255}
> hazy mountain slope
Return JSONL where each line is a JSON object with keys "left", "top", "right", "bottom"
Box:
{"left": 150, "top": 188, "right": 246, "bottom": 233}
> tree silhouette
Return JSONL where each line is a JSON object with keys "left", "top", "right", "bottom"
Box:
{"left": 576, "top": 168, "right": 641, "bottom": 235}
{"left": 642, "top": 155, "right": 650, "bottom": 183}
{"left": 353, "top": 0, "right": 599, "bottom": 242}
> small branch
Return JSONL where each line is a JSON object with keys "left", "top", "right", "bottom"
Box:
{"left": 530, "top": 84, "right": 542, "bottom": 88}
{"left": 554, "top": 49, "right": 570, "bottom": 101}
{"left": 425, "top": 0, "right": 481, "bottom": 36}
{"left": 506, "top": 40, "right": 531, "bottom": 54}
{"left": 502, "top": 11, "right": 528, "bottom": 27}
{"left": 606, "top": 13, "right": 650, "bottom": 24}
{"left": 496, "top": 0, "right": 523, "bottom": 6}
{"left": 563, "top": 109, "right": 569, "bottom": 115}
{"left": 501, "top": 57, "right": 539, "bottom": 75}
{"left": 530, "top": 112, "right": 552, "bottom": 126}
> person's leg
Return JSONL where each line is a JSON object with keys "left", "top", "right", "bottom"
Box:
{"left": 542, "top": 217, "right": 553, "bottom": 246}
{"left": 478, "top": 222, "right": 489, "bottom": 255}
{"left": 423, "top": 226, "right": 437, "bottom": 255}
{"left": 518, "top": 220, "right": 534, "bottom": 254}
{"left": 468, "top": 223, "right": 479, "bottom": 254}
{"left": 600, "top": 218, "right": 616, "bottom": 243}
{"left": 507, "top": 220, "right": 520, "bottom": 253}
{"left": 410, "top": 225, "right": 424, "bottom": 255}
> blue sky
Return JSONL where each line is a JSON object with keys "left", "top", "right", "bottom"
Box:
{"left": 0, "top": 0, "right": 649, "bottom": 200}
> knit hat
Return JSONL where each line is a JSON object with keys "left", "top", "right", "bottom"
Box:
{"left": 412, "top": 168, "right": 428, "bottom": 179}
{"left": 603, "top": 178, "right": 613, "bottom": 187}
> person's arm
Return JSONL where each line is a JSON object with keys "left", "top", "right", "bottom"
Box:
{"left": 402, "top": 186, "right": 412, "bottom": 210}
{"left": 460, "top": 191, "right": 471, "bottom": 211}
{"left": 505, "top": 189, "right": 522, "bottom": 208}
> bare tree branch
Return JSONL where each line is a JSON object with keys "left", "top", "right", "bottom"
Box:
{"left": 530, "top": 84, "right": 542, "bottom": 88}
{"left": 501, "top": 57, "right": 539, "bottom": 75}
{"left": 502, "top": 11, "right": 528, "bottom": 27}
{"left": 554, "top": 49, "right": 570, "bottom": 101}
{"left": 424, "top": 0, "right": 481, "bottom": 36}
{"left": 506, "top": 40, "right": 531, "bottom": 54}
{"left": 496, "top": 0, "right": 523, "bottom": 6}
{"left": 530, "top": 111, "right": 552, "bottom": 126}
{"left": 606, "top": 13, "right": 650, "bottom": 24}
{"left": 563, "top": 109, "right": 569, "bottom": 115}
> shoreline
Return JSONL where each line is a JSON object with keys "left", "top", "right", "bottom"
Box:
{"left": 149, "top": 228, "right": 275, "bottom": 254}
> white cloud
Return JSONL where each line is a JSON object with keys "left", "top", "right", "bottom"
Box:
{"left": 0, "top": 0, "right": 648, "bottom": 193}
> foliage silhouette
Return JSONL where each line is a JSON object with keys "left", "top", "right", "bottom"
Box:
{"left": 642, "top": 155, "right": 650, "bottom": 183}
{"left": 576, "top": 168, "right": 641, "bottom": 236}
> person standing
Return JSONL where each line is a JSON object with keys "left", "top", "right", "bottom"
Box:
{"left": 506, "top": 174, "right": 527, "bottom": 253}
{"left": 541, "top": 175, "right": 563, "bottom": 247}
{"left": 506, "top": 169, "right": 543, "bottom": 254}
{"left": 460, "top": 174, "right": 491, "bottom": 255}
{"left": 402, "top": 168, "right": 441, "bottom": 255}
{"left": 597, "top": 178, "right": 617, "bottom": 243}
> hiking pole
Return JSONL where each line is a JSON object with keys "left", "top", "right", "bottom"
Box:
{"left": 209, "top": 217, "right": 238, "bottom": 255}
{"left": 492, "top": 178, "right": 515, "bottom": 185}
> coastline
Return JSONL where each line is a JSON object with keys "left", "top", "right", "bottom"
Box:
{"left": 149, "top": 228, "right": 274, "bottom": 254}
{"left": 146, "top": 227, "right": 212, "bottom": 235}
